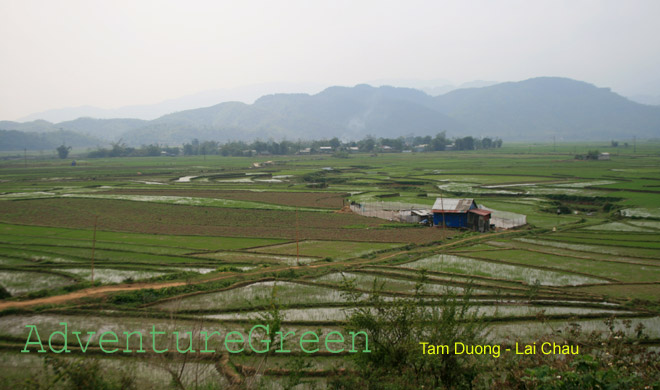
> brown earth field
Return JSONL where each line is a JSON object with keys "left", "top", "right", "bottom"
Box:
{"left": 99, "top": 189, "right": 347, "bottom": 209}
{"left": 0, "top": 198, "right": 452, "bottom": 243}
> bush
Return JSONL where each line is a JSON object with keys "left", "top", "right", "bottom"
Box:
{"left": 331, "top": 273, "right": 488, "bottom": 389}
{"left": 0, "top": 285, "right": 10, "bottom": 299}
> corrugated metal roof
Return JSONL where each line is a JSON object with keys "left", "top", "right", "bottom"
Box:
{"left": 411, "top": 209, "right": 432, "bottom": 216}
{"left": 432, "top": 198, "right": 475, "bottom": 212}
{"left": 468, "top": 209, "right": 491, "bottom": 216}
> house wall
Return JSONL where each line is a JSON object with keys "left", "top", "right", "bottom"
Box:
{"left": 433, "top": 212, "right": 467, "bottom": 227}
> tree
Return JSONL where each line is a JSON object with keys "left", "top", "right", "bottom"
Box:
{"left": 431, "top": 132, "right": 448, "bottom": 151}
{"left": 359, "top": 137, "right": 376, "bottom": 152}
{"left": 455, "top": 136, "right": 475, "bottom": 151}
{"left": 56, "top": 145, "right": 71, "bottom": 159}
{"left": 329, "top": 137, "right": 341, "bottom": 149}
{"left": 333, "top": 273, "right": 488, "bottom": 389}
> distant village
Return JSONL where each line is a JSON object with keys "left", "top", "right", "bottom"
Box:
{"left": 79, "top": 132, "right": 503, "bottom": 159}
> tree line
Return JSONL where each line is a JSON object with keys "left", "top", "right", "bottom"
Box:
{"left": 78, "top": 132, "right": 502, "bottom": 159}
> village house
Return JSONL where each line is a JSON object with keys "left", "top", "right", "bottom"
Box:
{"left": 432, "top": 198, "right": 491, "bottom": 232}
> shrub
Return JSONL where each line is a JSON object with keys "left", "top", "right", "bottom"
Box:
{"left": 0, "top": 285, "right": 10, "bottom": 299}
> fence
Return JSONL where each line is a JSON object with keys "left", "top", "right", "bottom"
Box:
{"left": 350, "top": 201, "right": 527, "bottom": 229}
{"left": 478, "top": 206, "right": 527, "bottom": 229}
{"left": 349, "top": 201, "right": 430, "bottom": 223}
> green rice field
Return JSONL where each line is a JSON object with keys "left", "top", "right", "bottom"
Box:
{"left": 1, "top": 142, "right": 659, "bottom": 388}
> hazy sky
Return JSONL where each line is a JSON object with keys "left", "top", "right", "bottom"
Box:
{"left": 2, "top": 0, "right": 660, "bottom": 120}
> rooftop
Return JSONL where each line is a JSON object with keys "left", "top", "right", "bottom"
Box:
{"left": 431, "top": 198, "right": 475, "bottom": 212}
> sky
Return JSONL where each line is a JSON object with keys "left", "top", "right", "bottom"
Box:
{"left": 1, "top": 0, "right": 660, "bottom": 120}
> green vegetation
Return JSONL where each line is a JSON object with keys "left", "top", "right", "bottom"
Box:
{"left": 0, "top": 142, "right": 659, "bottom": 388}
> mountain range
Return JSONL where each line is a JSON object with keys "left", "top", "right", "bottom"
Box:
{"left": 1, "top": 77, "right": 659, "bottom": 150}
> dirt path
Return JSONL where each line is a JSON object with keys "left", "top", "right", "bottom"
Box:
{"left": 0, "top": 230, "right": 518, "bottom": 311}
{"left": 0, "top": 281, "right": 186, "bottom": 310}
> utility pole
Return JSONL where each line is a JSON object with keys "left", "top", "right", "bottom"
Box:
{"left": 440, "top": 190, "right": 446, "bottom": 240}
{"left": 633, "top": 136, "right": 636, "bottom": 153}
{"left": 24, "top": 148, "right": 27, "bottom": 168}
{"left": 91, "top": 216, "right": 98, "bottom": 283}
{"left": 553, "top": 136, "right": 556, "bottom": 153}
{"left": 295, "top": 208, "right": 300, "bottom": 266}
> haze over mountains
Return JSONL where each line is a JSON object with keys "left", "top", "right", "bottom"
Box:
{"left": 2, "top": 77, "right": 660, "bottom": 151}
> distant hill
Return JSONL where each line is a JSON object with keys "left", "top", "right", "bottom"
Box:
{"left": 0, "top": 120, "right": 57, "bottom": 133}
{"left": 433, "top": 77, "right": 660, "bottom": 140}
{"left": 122, "top": 85, "right": 462, "bottom": 145}
{"left": 17, "top": 82, "right": 329, "bottom": 122}
{"left": 0, "top": 118, "right": 146, "bottom": 141}
{"left": 0, "top": 130, "right": 102, "bottom": 152}
{"left": 628, "top": 94, "right": 660, "bottom": 106}
{"left": 56, "top": 118, "right": 147, "bottom": 140}
{"left": 3, "top": 77, "right": 660, "bottom": 147}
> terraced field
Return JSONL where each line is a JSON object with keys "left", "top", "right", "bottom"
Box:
{"left": 0, "top": 144, "right": 659, "bottom": 388}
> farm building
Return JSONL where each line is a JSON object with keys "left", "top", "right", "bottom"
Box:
{"left": 410, "top": 209, "right": 433, "bottom": 225}
{"left": 432, "top": 198, "right": 491, "bottom": 232}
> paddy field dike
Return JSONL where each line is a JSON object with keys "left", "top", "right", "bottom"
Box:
{"left": 0, "top": 142, "right": 659, "bottom": 388}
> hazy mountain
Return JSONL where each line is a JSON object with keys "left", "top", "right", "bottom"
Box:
{"left": 0, "top": 130, "right": 102, "bottom": 152}
{"left": 56, "top": 118, "right": 147, "bottom": 140}
{"left": 122, "top": 85, "right": 462, "bottom": 145}
{"left": 366, "top": 78, "right": 498, "bottom": 97}
{"left": 0, "top": 117, "right": 146, "bottom": 141}
{"left": 18, "top": 82, "right": 329, "bottom": 122}
{"left": 0, "top": 120, "right": 57, "bottom": 133}
{"left": 628, "top": 94, "right": 660, "bottom": 106}
{"left": 4, "top": 77, "right": 660, "bottom": 147}
{"left": 433, "top": 77, "right": 660, "bottom": 140}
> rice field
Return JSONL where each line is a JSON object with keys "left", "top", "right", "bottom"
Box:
{"left": 204, "top": 305, "right": 633, "bottom": 322}
{"left": 515, "top": 238, "right": 660, "bottom": 259}
{"left": 0, "top": 270, "right": 74, "bottom": 295}
{"left": 248, "top": 240, "right": 401, "bottom": 260}
{"left": 584, "top": 221, "right": 654, "bottom": 232}
{"left": 1, "top": 146, "right": 659, "bottom": 387}
{"left": 193, "top": 251, "right": 317, "bottom": 265}
{"left": 154, "top": 281, "right": 350, "bottom": 312}
{"left": 59, "top": 268, "right": 167, "bottom": 283}
{"left": 314, "top": 271, "right": 479, "bottom": 294}
{"left": 401, "top": 255, "right": 605, "bottom": 286}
